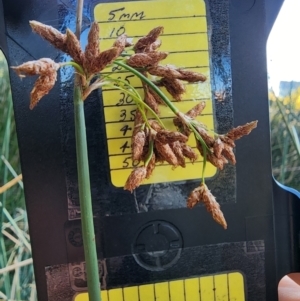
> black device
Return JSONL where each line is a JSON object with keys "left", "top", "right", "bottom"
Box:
{"left": 1, "top": 0, "right": 300, "bottom": 300}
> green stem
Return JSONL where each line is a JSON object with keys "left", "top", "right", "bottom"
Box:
{"left": 60, "top": 61, "right": 85, "bottom": 76}
{"left": 73, "top": 1, "right": 100, "bottom": 299}
{"left": 114, "top": 61, "right": 180, "bottom": 115}
{"left": 73, "top": 84, "right": 101, "bottom": 301}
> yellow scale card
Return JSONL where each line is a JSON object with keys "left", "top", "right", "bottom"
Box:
{"left": 74, "top": 271, "right": 246, "bottom": 301}
{"left": 94, "top": 0, "right": 216, "bottom": 187}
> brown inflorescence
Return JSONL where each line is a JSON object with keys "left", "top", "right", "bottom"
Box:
{"left": 133, "top": 26, "right": 164, "bottom": 53}
{"left": 127, "top": 52, "right": 168, "bottom": 68}
{"left": 84, "top": 22, "right": 100, "bottom": 72}
{"left": 30, "top": 72, "right": 57, "bottom": 109}
{"left": 29, "top": 21, "right": 68, "bottom": 53}
{"left": 187, "top": 183, "right": 227, "bottom": 229}
{"left": 159, "top": 77, "right": 185, "bottom": 101}
{"left": 66, "top": 29, "right": 85, "bottom": 66}
{"left": 124, "top": 167, "right": 147, "bottom": 192}
{"left": 12, "top": 58, "right": 60, "bottom": 109}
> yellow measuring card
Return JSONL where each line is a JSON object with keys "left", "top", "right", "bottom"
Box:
{"left": 94, "top": 0, "right": 216, "bottom": 187}
{"left": 74, "top": 271, "right": 246, "bottom": 301}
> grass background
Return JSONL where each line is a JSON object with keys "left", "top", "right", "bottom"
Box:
{"left": 0, "top": 51, "right": 36, "bottom": 301}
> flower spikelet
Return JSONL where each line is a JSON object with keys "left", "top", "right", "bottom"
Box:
{"left": 186, "top": 101, "right": 206, "bottom": 118}
{"left": 124, "top": 167, "right": 147, "bottom": 192}
{"left": 148, "top": 65, "right": 182, "bottom": 78}
{"left": 113, "top": 34, "right": 127, "bottom": 54}
{"left": 146, "top": 154, "right": 156, "bottom": 178}
{"left": 29, "top": 21, "right": 68, "bottom": 53}
{"left": 187, "top": 184, "right": 227, "bottom": 229}
{"left": 182, "top": 144, "right": 198, "bottom": 162}
{"left": 12, "top": 58, "right": 60, "bottom": 77}
{"left": 90, "top": 47, "right": 119, "bottom": 73}
{"left": 171, "top": 141, "right": 186, "bottom": 167}
{"left": 144, "top": 85, "right": 159, "bottom": 113}
{"left": 177, "top": 69, "right": 206, "bottom": 82}
{"left": 132, "top": 131, "right": 146, "bottom": 161}
{"left": 12, "top": 58, "right": 59, "bottom": 109}
{"left": 30, "top": 72, "right": 57, "bottom": 109}
{"left": 154, "top": 139, "right": 178, "bottom": 166}
{"left": 227, "top": 121, "right": 258, "bottom": 140}
{"left": 160, "top": 77, "right": 185, "bottom": 101}
{"left": 66, "top": 29, "right": 85, "bottom": 65}
{"left": 202, "top": 184, "right": 227, "bottom": 229}
{"left": 84, "top": 22, "right": 100, "bottom": 71}
{"left": 134, "top": 26, "right": 164, "bottom": 53}
{"left": 156, "top": 130, "right": 188, "bottom": 144}
{"left": 127, "top": 52, "right": 168, "bottom": 68}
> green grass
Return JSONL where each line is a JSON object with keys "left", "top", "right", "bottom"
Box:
{"left": 0, "top": 51, "right": 36, "bottom": 301}
{"left": 269, "top": 87, "right": 300, "bottom": 190}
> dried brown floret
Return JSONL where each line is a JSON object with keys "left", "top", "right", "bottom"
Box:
{"left": 213, "top": 138, "right": 224, "bottom": 159}
{"left": 197, "top": 142, "right": 226, "bottom": 170}
{"left": 146, "top": 154, "right": 156, "bottom": 178}
{"left": 207, "top": 152, "right": 228, "bottom": 170}
{"left": 147, "top": 40, "right": 162, "bottom": 52}
{"left": 219, "top": 135, "right": 235, "bottom": 148}
{"left": 90, "top": 47, "right": 119, "bottom": 73}
{"left": 148, "top": 65, "right": 182, "bottom": 78}
{"left": 227, "top": 121, "right": 258, "bottom": 140}
{"left": 84, "top": 22, "right": 100, "bottom": 72}
{"left": 132, "top": 131, "right": 146, "bottom": 161}
{"left": 195, "top": 126, "right": 215, "bottom": 147}
{"left": 187, "top": 183, "right": 227, "bottom": 229}
{"left": 30, "top": 72, "right": 57, "bottom": 109}
{"left": 113, "top": 34, "right": 127, "bottom": 55}
{"left": 222, "top": 144, "right": 236, "bottom": 164}
{"left": 154, "top": 139, "right": 178, "bottom": 166}
{"left": 134, "top": 26, "right": 164, "bottom": 53}
{"left": 12, "top": 58, "right": 60, "bottom": 77}
{"left": 124, "top": 166, "right": 147, "bottom": 192}
{"left": 85, "top": 22, "right": 100, "bottom": 61}
{"left": 177, "top": 69, "right": 207, "bottom": 82}
{"left": 202, "top": 184, "right": 227, "bottom": 229}
{"left": 187, "top": 185, "right": 202, "bottom": 208}
{"left": 30, "top": 21, "right": 68, "bottom": 53}
{"left": 182, "top": 144, "right": 198, "bottom": 162}
{"left": 171, "top": 141, "right": 185, "bottom": 167}
{"left": 156, "top": 130, "right": 188, "bottom": 144}
{"left": 149, "top": 120, "right": 163, "bottom": 132}
{"left": 66, "top": 29, "right": 85, "bottom": 65}
{"left": 186, "top": 101, "right": 206, "bottom": 118}
{"left": 144, "top": 85, "right": 159, "bottom": 113}
{"left": 148, "top": 89, "right": 165, "bottom": 105}
{"left": 148, "top": 65, "right": 206, "bottom": 83}
{"left": 160, "top": 77, "right": 185, "bottom": 101}
{"left": 127, "top": 52, "right": 168, "bottom": 68}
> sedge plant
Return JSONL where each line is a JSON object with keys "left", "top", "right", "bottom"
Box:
{"left": 11, "top": 1, "right": 258, "bottom": 299}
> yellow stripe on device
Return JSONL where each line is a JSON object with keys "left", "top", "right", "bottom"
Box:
{"left": 94, "top": 0, "right": 216, "bottom": 187}
{"left": 74, "top": 272, "right": 246, "bottom": 301}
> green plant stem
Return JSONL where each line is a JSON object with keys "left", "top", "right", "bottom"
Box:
{"left": 60, "top": 61, "right": 85, "bottom": 75}
{"left": 73, "top": 84, "right": 101, "bottom": 301}
{"left": 114, "top": 61, "right": 180, "bottom": 115}
{"left": 74, "top": 0, "right": 101, "bottom": 300}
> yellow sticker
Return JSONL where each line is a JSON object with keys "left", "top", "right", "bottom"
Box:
{"left": 94, "top": 0, "right": 216, "bottom": 187}
{"left": 74, "top": 271, "right": 246, "bottom": 301}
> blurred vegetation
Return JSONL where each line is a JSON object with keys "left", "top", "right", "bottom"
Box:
{"left": 269, "top": 84, "right": 300, "bottom": 191}
{"left": 0, "top": 50, "right": 36, "bottom": 300}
